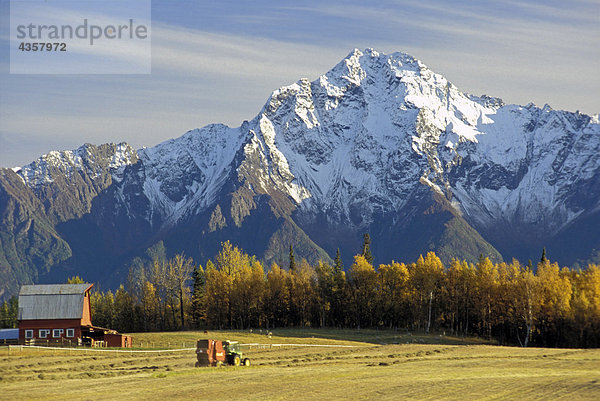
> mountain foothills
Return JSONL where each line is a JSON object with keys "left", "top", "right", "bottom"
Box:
{"left": 1, "top": 49, "right": 599, "bottom": 299}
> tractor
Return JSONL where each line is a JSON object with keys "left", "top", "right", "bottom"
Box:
{"left": 195, "top": 339, "right": 250, "bottom": 367}
{"left": 224, "top": 341, "right": 250, "bottom": 366}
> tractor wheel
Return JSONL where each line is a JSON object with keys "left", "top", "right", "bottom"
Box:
{"left": 243, "top": 358, "right": 251, "bottom": 367}
{"left": 195, "top": 362, "right": 200, "bottom": 368}
{"left": 233, "top": 355, "right": 241, "bottom": 366}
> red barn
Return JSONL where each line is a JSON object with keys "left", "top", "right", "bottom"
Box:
{"left": 17, "top": 283, "right": 131, "bottom": 347}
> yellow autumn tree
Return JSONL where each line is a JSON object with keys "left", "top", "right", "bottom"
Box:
{"left": 377, "top": 261, "right": 410, "bottom": 328}
{"left": 314, "top": 261, "right": 335, "bottom": 327}
{"left": 511, "top": 262, "right": 542, "bottom": 347}
{"left": 289, "top": 259, "right": 316, "bottom": 327}
{"left": 167, "top": 254, "right": 195, "bottom": 329}
{"left": 214, "top": 241, "right": 254, "bottom": 327}
{"left": 232, "top": 259, "right": 265, "bottom": 328}
{"left": 348, "top": 255, "right": 378, "bottom": 328}
{"left": 474, "top": 257, "right": 500, "bottom": 340}
{"left": 410, "top": 252, "right": 444, "bottom": 333}
{"left": 140, "top": 280, "right": 160, "bottom": 331}
{"left": 443, "top": 259, "right": 475, "bottom": 336}
{"left": 204, "top": 260, "right": 231, "bottom": 329}
{"left": 495, "top": 260, "right": 521, "bottom": 344}
{"left": 571, "top": 264, "right": 600, "bottom": 347}
{"left": 536, "top": 260, "right": 572, "bottom": 346}
{"left": 265, "top": 263, "right": 290, "bottom": 328}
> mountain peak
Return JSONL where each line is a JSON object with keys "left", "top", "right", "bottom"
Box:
{"left": 16, "top": 142, "right": 137, "bottom": 188}
{"left": 2, "top": 49, "right": 598, "bottom": 301}
{"left": 324, "top": 48, "right": 425, "bottom": 89}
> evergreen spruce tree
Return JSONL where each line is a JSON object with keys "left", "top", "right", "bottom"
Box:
{"left": 0, "top": 296, "right": 18, "bottom": 328}
{"left": 540, "top": 247, "right": 548, "bottom": 264}
{"left": 332, "top": 248, "right": 345, "bottom": 327}
{"left": 289, "top": 244, "right": 296, "bottom": 273}
{"left": 361, "top": 233, "right": 373, "bottom": 264}
{"left": 191, "top": 264, "right": 206, "bottom": 328}
{"left": 334, "top": 248, "right": 343, "bottom": 274}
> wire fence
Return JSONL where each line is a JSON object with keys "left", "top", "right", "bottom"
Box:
{"left": 4, "top": 342, "right": 358, "bottom": 355}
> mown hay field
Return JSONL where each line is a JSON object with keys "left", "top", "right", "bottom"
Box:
{"left": 0, "top": 329, "right": 599, "bottom": 400}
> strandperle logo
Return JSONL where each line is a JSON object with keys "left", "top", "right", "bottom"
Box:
{"left": 15, "top": 19, "right": 149, "bottom": 45}
{"left": 10, "top": 0, "right": 151, "bottom": 74}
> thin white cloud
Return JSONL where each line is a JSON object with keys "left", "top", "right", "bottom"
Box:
{"left": 499, "top": 0, "right": 600, "bottom": 24}
{"left": 1, "top": 1, "right": 599, "bottom": 168}
{"left": 292, "top": 2, "right": 599, "bottom": 54}
{"left": 277, "top": 1, "right": 599, "bottom": 112}
{"left": 0, "top": 25, "right": 350, "bottom": 167}
{"left": 150, "top": 24, "right": 341, "bottom": 80}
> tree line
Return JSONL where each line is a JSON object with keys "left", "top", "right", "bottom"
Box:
{"left": 1, "top": 238, "right": 599, "bottom": 348}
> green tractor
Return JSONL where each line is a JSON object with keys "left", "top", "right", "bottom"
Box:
{"left": 223, "top": 341, "right": 250, "bottom": 366}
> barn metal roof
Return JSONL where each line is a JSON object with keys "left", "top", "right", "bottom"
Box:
{"left": 17, "top": 284, "right": 93, "bottom": 320}
{"left": 19, "top": 284, "right": 92, "bottom": 295}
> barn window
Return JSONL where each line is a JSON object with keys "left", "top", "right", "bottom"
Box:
{"left": 52, "top": 329, "right": 64, "bottom": 338}
{"left": 66, "top": 329, "right": 75, "bottom": 338}
{"left": 25, "top": 330, "right": 33, "bottom": 339}
{"left": 39, "top": 329, "right": 50, "bottom": 338}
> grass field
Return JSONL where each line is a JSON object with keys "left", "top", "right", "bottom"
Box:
{"left": 0, "top": 329, "right": 599, "bottom": 400}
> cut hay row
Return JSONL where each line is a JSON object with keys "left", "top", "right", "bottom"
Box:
{"left": 3, "top": 345, "right": 196, "bottom": 354}
{"left": 241, "top": 343, "right": 359, "bottom": 349}
{"left": 2, "top": 330, "right": 598, "bottom": 400}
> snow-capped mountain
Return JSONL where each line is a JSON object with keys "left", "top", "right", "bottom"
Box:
{"left": 15, "top": 142, "right": 137, "bottom": 188}
{"left": 1, "top": 48, "right": 598, "bottom": 297}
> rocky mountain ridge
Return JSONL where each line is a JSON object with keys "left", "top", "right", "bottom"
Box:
{"left": 1, "top": 48, "right": 598, "bottom": 298}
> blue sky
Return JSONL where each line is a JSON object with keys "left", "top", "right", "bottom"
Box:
{"left": 1, "top": 0, "right": 599, "bottom": 167}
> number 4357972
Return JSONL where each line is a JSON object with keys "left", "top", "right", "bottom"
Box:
{"left": 18, "top": 42, "right": 66, "bottom": 51}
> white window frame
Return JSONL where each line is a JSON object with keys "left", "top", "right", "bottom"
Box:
{"left": 39, "top": 329, "right": 50, "bottom": 338}
{"left": 66, "top": 328, "right": 75, "bottom": 338}
{"left": 52, "top": 329, "right": 64, "bottom": 338}
{"left": 25, "top": 330, "right": 33, "bottom": 339}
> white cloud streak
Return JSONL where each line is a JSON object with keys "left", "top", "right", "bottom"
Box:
{"left": 150, "top": 24, "right": 341, "bottom": 79}
{"left": 1, "top": 1, "right": 598, "bottom": 168}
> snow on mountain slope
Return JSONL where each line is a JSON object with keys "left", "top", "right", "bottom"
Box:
{"left": 241, "top": 50, "right": 482, "bottom": 225}
{"left": 5, "top": 47, "right": 600, "bottom": 300}
{"left": 238, "top": 48, "right": 599, "bottom": 233}
{"left": 129, "top": 124, "right": 247, "bottom": 227}
{"left": 451, "top": 103, "right": 600, "bottom": 232}
{"left": 13, "top": 48, "right": 599, "bottom": 240}
{"left": 15, "top": 142, "right": 137, "bottom": 188}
